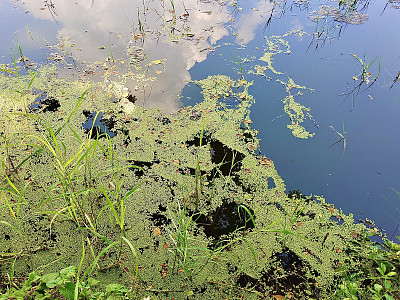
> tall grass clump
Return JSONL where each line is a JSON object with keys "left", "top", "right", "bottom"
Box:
{"left": 0, "top": 82, "right": 143, "bottom": 295}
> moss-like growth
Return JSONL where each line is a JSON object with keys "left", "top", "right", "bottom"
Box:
{"left": 0, "top": 63, "right": 397, "bottom": 299}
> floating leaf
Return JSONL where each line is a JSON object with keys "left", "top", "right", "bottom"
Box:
{"left": 153, "top": 227, "right": 161, "bottom": 236}
{"left": 161, "top": 268, "right": 168, "bottom": 278}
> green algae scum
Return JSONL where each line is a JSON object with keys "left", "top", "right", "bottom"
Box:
{"left": 0, "top": 62, "right": 399, "bottom": 299}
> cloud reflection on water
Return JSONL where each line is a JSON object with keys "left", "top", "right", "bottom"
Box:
{"left": 19, "top": 0, "right": 273, "bottom": 112}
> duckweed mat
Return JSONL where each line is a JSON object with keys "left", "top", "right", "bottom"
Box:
{"left": 0, "top": 64, "right": 389, "bottom": 299}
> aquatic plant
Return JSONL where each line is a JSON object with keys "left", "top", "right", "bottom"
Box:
{"left": 308, "top": 1, "right": 370, "bottom": 49}
{"left": 0, "top": 265, "right": 129, "bottom": 300}
{"left": 333, "top": 229, "right": 400, "bottom": 299}
{"left": 247, "top": 30, "right": 317, "bottom": 139}
{"left": 1, "top": 62, "right": 398, "bottom": 299}
{"left": 341, "top": 53, "right": 381, "bottom": 105}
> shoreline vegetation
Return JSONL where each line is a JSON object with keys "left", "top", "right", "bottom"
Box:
{"left": 0, "top": 0, "right": 399, "bottom": 298}
{"left": 0, "top": 62, "right": 399, "bottom": 299}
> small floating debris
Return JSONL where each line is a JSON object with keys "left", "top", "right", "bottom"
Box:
{"left": 309, "top": 5, "right": 369, "bottom": 25}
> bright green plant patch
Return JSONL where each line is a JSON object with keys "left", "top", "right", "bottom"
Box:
{"left": 0, "top": 62, "right": 398, "bottom": 299}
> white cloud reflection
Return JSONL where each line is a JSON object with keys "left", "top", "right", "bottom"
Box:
{"left": 234, "top": 1, "right": 274, "bottom": 45}
{"left": 18, "top": 0, "right": 273, "bottom": 112}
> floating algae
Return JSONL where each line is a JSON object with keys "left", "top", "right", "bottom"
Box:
{"left": 0, "top": 64, "right": 369, "bottom": 298}
{"left": 249, "top": 31, "right": 317, "bottom": 139}
{"left": 255, "top": 31, "right": 301, "bottom": 75}
{"left": 309, "top": 5, "right": 369, "bottom": 25}
{"left": 278, "top": 77, "right": 316, "bottom": 139}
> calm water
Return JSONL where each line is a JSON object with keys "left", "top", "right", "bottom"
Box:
{"left": 1, "top": 0, "right": 400, "bottom": 236}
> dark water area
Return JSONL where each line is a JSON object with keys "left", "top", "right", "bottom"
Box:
{"left": 1, "top": 0, "right": 400, "bottom": 238}
{"left": 186, "top": 1, "right": 400, "bottom": 238}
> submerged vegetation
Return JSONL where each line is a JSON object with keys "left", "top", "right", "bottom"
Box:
{"left": 0, "top": 60, "right": 399, "bottom": 299}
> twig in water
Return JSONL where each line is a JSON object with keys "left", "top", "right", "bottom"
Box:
{"left": 329, "top": 120, "right": 346, "bottom": 152}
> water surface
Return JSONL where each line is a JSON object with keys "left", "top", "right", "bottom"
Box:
{"left": 1, "top": 0, "right": 400, "bottom": 236}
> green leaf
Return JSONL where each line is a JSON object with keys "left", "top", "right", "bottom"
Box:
{"left": 380, "top": 262, "right": 387, "bottom": 274}
{"left": 348, "top": 282, "right": 358, "bottom": 294}
{"left": 374, "top": 284, "right": 383, "bottom": 294}
{"left": 384, "top": 279, "right": 392, "bottom": 290}
{"left": 46, "top": 276, "right": 64, "bottom": 289}
{"left": 60, "top": 282, "right": 76, "bottom": 300}
{"left": 384, "top": 294, "right": 396, "bottom": 300}
{"left": 41, "top": 272, "right": 58, "bottom": 284}
{"left": 24, "top": 271, "right": 41, "bottom": 287}
{"left": 106, "top": 283, "right": 128, "bottom": 296}
{"left": 45, "top": 279, "right": 60, "bottom": 289}
{"left": 60, "top": 266, "right": 77, "bottom": 279}
{"left": 386, "top": 271, "right": 396, "bottom": 277}
{"left": 90, "top": 292, "right": 105, "bottom": 299}
{"left": 87, "top": 277, "right": 100, "bottom": 286}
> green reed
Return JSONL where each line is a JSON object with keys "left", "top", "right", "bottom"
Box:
{"left": 342, "top": 53, "right": 381, "bottom": 105}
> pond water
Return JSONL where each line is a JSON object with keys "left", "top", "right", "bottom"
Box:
{"left": 1, "top": 0, "right": 400, "bottom": 237}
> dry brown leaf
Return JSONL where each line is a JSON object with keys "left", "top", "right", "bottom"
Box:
{"left": 161, "top": 268, "right": 168, "bottom": 278}
{"left": 153, "top": 226, "right": 161, "bottom": 236}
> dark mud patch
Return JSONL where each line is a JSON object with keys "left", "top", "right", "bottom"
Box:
{"left": 150, "top": 205, "right": 170, "bottom": 227}
{"left": 127, "top": 93, "right": 137, "bottom": 104}
{"left": 235, "top": 248, "right": 320, "bottom": 298}
{"left": 237, "top": 273, "right": 267, "bottom": 294}
{"left": 195, "top": 201, "right": 255, "bottom": 245}
{"left": 288, "top": 189, "right": 304, "bottom": 200}
{"left": 186, "top": 136, "right": 245, "bottom": 177}
{"left": 264, "top": 248, "right": 319, "bottom": 298}
{"left": 30, "top": 92, "right": 61, "bottom": 112}
{"left": 128, "top": 160, "right": 153, "bottom": 178}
